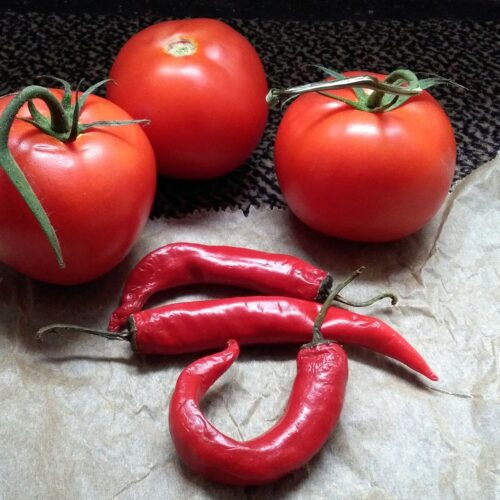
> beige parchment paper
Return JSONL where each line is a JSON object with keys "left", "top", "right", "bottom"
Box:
{"left": 1, "top": 155, "right": 499, "bottom": 499}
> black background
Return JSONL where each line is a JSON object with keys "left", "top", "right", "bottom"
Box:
{"left": 3, "top": 0, "right": 500, "bottom": 218}
{"left": 4, "top": 0, "right": 500, "bottom": 19}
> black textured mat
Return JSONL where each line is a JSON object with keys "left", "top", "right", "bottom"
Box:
{"left": 2, "top": 11, "right": 499, "bottom": 218}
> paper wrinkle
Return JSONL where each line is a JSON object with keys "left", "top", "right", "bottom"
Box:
{"left": 1, "top": 156, "right": 499, "bottom": 499}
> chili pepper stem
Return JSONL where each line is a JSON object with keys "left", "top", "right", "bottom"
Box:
{"left": 36, "top": 324, "right": 132, "bottom": 342}
{"left": 303, "top": 266, "right": 398, "bottom": 348}
{"left": 315, "top": 274, "right": 333, "bottom": 302}
{"left": 304, "top": 267, "right": 365, "bottom": 348}
{"left": 335, "top": 292, "right": 398, "bottom": 307}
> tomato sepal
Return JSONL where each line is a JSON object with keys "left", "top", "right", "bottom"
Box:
{"left": 0, "top": 79, "right": 151, "bottom": 269}
{"left": 267, "top": 68, "right": 464, "bottom": 113}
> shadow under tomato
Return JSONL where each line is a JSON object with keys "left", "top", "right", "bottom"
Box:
{"left": 284, "top": 207, "right": 436, "bottom": 286}
{"left": 0, "top": 241, "right": 144, "bottom": 344}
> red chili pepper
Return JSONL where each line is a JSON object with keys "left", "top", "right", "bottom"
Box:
{"left": 168, "top": 281, "right": 349, "bottom": 485}
{"left": 38, "top": 297, "right": 437, "bottom": 381}
{"left": 108, "top": 242, "right": 334, "bottom": 332}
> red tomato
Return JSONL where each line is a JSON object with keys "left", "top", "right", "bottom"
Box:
{"left": 107, "top": 18, "right": 268, "bottom": 180}
{"left": 0, "top": 90, "right": 157, "bottom": 284}
{"left": 274, "top": 71, "right": 456, "bottom": 242}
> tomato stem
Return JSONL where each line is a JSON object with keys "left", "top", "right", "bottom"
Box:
{"left": 0, "top": 86, "right": 70, "bottom": 267}
{"left": 0, "top": 79, "right": 151, "bottom": 270}
{"left": 268, "top": 67, "right": 464, "bottom": 112}
{"left": 266, "top": 74, "right": 420, "bottom": 110}
{"left": 366, "top": 69, "right": 420, "bottom": 109}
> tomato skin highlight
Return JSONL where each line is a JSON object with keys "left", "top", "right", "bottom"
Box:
{"left": 274, "top": 71, "right": 456, "bottom": 242}
{"left": 107, "top": 18, "right": 269, "bottom": 180}
{"left": 0, "top": 90, "right": 157, "bottom": 285}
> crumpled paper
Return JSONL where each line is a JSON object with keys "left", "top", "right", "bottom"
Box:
{"left": 1, "top": 155, "right": 499, "bottom": 500}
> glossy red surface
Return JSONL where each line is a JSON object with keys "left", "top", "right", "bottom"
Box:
{"left": 0, "top": 90, "right": 156, "bottom": 284}
{"left": 274, "top": 71, "right": 456, "bottom": 241}
{"left": 108, "top": 242, "right": 329, "bottom": 331}
{"left": 131, "top": 296, "right": 437, "bottom": 380}
{"left": 169, "top": 339, "right": 348, "bottom": 485}
{"left": 108, "top": 19, "right": 269, "bottom": 179}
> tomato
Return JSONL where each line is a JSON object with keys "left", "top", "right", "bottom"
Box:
{"left": 0, "top": 90, "right": 157, "bottom": 284}
{"left": 107, "top": 18, "right": 268, "bottom": 180}
{"left": 274, "top": 71, "right": 456, "bottom": 242}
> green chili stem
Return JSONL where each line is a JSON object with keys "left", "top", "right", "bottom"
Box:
{"left": 304, "top": 267, "right": 366, "bottom": 348}
{"left": 304, "top": 267, "right": 399, "bottom": 348}
{"left": 335, "top": 292, "right": 398, "bottom": 307}
{"left": 36, "top": 324, "right": 132, "bottom": 342}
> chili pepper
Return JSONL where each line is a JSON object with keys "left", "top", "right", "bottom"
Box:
{"left": 108, "top": 242, "right": 336, "bottom": 332}
{"left": 38, "top": 297, "right": 437, "bottom": 381}
{"left": 168, "top": 275, "right": 350, "bottom": 485}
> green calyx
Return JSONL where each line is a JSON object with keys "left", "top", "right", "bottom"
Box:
{"left": 266, "top": 66, "right": 464, "bottom": 112}
{"left": 0, "top": 78, "right": 149, "bottom": 269}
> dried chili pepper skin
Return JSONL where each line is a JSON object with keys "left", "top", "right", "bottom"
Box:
{"left": 109, "top": 243, "right": 331, "bottom": 331}
{"left": 130, "top": 296, "right": 438, "bottom": 381}
{"left": 169, "top": 339, "right": 348, "bottom": 485}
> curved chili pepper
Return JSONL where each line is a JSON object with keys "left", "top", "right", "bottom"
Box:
{"left": 169, "top": 338, "right": 347, "bottom": 485}
{"left": 108, "top": 242, "right": 334, "bottom": 332}
{"left": 38, "top": 296, "right": 438, "bottom": 380}
{"left": 169, "top": 282, "right": 349, "bottom": 485}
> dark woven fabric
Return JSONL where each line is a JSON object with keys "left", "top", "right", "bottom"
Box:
{"left": 2, "top": 11, "right": 499, "bottom": 217}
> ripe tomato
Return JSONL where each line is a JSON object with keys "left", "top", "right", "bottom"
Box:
{"left": 107, "top": 18, "right": 268, "bottom": 180}
{"left": 0, "top": 90, "right": 157, "bottom": 284}
{"left": 274, "top": 71, "right": 456, "bottom": 242}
